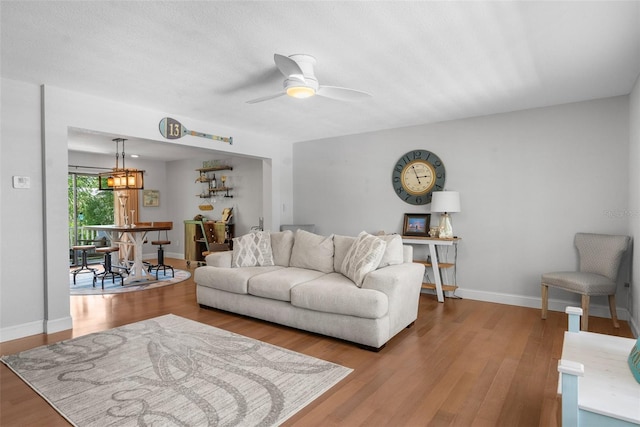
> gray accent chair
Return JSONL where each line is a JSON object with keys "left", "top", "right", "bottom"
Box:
{"left": 541, "top": 232, "right": 630, "bottom": 331}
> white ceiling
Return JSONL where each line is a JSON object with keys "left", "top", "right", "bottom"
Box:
{"left": 2, "top": 1, "right": 640, "bottom": 161}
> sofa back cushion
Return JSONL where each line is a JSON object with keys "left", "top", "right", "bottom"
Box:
{"left": 377, "top": 234, "right": 404, "bottom": 268}
{"left": 333, "top": 235, "right": 356, "bottom": 272}
{"left": 289, "top": 229, "right": 334, "bottom": 273}
{"left": 270, "top": 230, "right": 295, "bottom": 266}
{"left": 231, "top": 231, "right": 274, "bottom": 267}
{"left": 340, "top": 231, "right": 387, "bottom": 287}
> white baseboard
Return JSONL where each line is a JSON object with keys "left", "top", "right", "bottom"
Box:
{"left": 421, "top": 287, "right": 632, "bottom": 322}
{"left": 629, "top": 317, "right": 639, "bottom": 338}
{"left": 0, "top": 315, "right": 73, "bottom": 343}
{"left": 45, "top": 316, "right": 73, "bottom": 334}
{"left": 166, "top": 252, "right": 184, "bottom": 260}
{"left": 0, "top": 320, "right": 43, "bottom": 343}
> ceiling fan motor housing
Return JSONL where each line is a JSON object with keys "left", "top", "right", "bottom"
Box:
{"left": 284, "top": 54, "right": 319, "bottom": 97}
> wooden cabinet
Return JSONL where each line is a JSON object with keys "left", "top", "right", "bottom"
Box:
{"left": 203, "top": 221, "right": 234, "bottom": 253}
{"left": 184, "top": 220, "right": 208, "bottom": 266}
{"left": 184, "top": 220, "right": 235, "bottom": 266}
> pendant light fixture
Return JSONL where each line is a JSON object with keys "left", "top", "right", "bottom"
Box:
{"left": 98, "top": 138, "right": 145, "bottom": 191}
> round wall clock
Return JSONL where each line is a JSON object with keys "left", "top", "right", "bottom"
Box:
{"left": 392, "top": 149, "right": 446, "bottom": 205}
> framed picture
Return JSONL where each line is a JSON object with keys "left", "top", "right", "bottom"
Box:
{"left": 143, "top": 190, "right": 159, "bottom": 207}
{"left": 402, "top": 213, "right": 431, "bottom": 237}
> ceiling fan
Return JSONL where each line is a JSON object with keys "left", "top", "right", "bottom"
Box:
{"left": 246, "top": 54, "right": 372, "bottom": 104}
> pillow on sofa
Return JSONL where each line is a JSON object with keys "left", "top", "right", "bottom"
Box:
{"left": 270, "top": 229, "right": 294, "bottom": 266}
{"left": 340, "top": 231, "right": 387, "bottom": 287}
{"left": 377, "top": 234, "right": 404, "bottom": 268}
{"left": 289, "top": 229, "right": 334, "bottom": 273}
{"left": 231, "top": 231, "right": 274, "bottom": 267}
{"left": 333, "top": 235, "right": 356, "bottom": 272}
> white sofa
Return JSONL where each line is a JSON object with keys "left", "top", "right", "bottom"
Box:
{"left": 195, "top": 229, "right": 425, "bottom": 350}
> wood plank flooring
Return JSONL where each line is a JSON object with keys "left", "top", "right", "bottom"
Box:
{"left": 1, "top": 258, "right": 634, "bottom": 426}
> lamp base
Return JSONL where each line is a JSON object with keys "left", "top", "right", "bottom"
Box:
{"left": 438, "top": 213, "right": 454, "bottom": 238}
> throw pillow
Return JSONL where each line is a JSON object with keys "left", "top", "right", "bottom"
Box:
{"left": 231, "top": 231, "right": 274, "bottom": 267}
{"left": 377, "top": 234, "right": 404, "bottom": 268}
{"left": 333, "top": 235, "right": 356, "bottom": 272}
{"left": 340, "top": 231, "right": 387, "bottom": 287}
{"left": 289, "top": 229, "right": 334, "bottom": 273}
{"left": 270, "top": 230, "right": 295, "bottom": 267}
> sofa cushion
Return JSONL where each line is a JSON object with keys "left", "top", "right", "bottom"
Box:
{"left": 289, "top": 229, "right": 334, "bottom": 273}
{"left": 291, "top": 273, "right": 388, "bottom": 319}
{"left": 340, "top": 231, "right": 387, "bottom": 287}
{"left": 377, "top": 234, "right": 404, "bottom": 268}
{"left": 333, "top": 235, "right": 356, "bottom": 272}
{"left": 270, "top": 230, "right": 294, "bottom": 267}
{"left": 248, "top": 267, "right": 326, "bottom": 302}
{"left": 194, "top": 265, "right": 283, "bottom": 294}
{"left": 232, "top": 231, "right": 274, "bottom": 267}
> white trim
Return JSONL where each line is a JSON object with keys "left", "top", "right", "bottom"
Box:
{"left": 0, "top": 316, "right": 73, "bottom": 343}
{"left": 629, "top": 316, "right": 639, "bottom": 338}
{"left": 421, "top": 288, "right": 631, "bottom": 322}
{"left": 44, "top": 316, "right": 73, "bottom": 334}
{"left": 0, "top": 320, "right": 44, "bottom": 343}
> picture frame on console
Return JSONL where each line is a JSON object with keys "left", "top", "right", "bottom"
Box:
{"left": 402, "top": 213, "right": 431, "bottom": 237}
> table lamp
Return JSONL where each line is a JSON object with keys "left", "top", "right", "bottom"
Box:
{"left": 430, "top": 191, "right": 461, "bottom": 238}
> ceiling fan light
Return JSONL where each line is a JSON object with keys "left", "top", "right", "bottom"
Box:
{"left": 286, "top": 86, "right": 315, "bottom": 99}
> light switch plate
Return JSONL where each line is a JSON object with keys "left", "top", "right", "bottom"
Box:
{"left": 12, "top": 176, "right": 30, "bottom": 189}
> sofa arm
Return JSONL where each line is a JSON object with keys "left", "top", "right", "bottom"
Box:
{"left": 205, "top": 251, "right": 232, "bottom": 267}
{"left": 362, "top": 262, "right": 425, "bottom": 335}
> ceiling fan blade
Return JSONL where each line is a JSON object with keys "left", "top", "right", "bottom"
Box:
{"left": 317, "top": 85, "right": 372, "bottom": 102}
{"left": 274, "top": 54, "right": 304, "bottom": 81}
{"left": 246, "top": 92, "right": 286, "bottom": 104}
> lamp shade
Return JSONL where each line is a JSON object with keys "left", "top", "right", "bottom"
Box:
{"left": 430, "top": 191, "right": 461, "bottom": 213}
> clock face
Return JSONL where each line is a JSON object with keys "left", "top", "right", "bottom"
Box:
{"left": 392, "top": 150, "right": 445, "bottom": 205}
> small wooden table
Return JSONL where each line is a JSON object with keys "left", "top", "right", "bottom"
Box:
{"left": 83, "top": 224, "right": 172, "bottom": 284}
{"left": 402, "top": 236, "right": 460, "bottom": 302}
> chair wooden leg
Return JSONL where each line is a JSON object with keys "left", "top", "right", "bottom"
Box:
{"left": 608, "top": 294, "right": 620, "bottom": 328}
{"left": 541, "top": 284, "right": 549, "bottom": 319}
{"left": 581, "top": 294, "right": 590, "bottom": 331}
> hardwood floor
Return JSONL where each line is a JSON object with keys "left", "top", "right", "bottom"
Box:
{"left": 1, "top": 258, "right": 634, "bottom": 426}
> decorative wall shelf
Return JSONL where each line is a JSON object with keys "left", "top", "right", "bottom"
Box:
{"left": 195, "top": 165, "right": 233, "bottom": 198}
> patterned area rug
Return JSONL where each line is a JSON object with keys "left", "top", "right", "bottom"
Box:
{"left": 1, "top": 315, "right": 352, "bottom": 426}
{"left": 70, "top": 267, "right": 191, "bottom": 295}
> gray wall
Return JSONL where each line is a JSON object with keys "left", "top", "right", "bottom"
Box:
{"left": 1, "top": 79, "right": 45, "bottom": 336}
{"left": 292, "top": 96, "right": 635, "bottom": 331}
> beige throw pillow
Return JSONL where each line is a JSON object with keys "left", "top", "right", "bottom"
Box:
{"left": 377, "top": 234, "right": 404, "bottom": 268}
{"left": 340, "top": 231, "right": 387, "bottom": 287}
{"left": 333, "top": 235, "right": 356, "bottom": 272}
{"left": 289, "top": 229, "right": 334, "bottom": 273}
{"left": 231, "top": 231, "right": 274, "bottom": 267}
{"left": 270, "top": 230, "right": 295, "bottom": 266}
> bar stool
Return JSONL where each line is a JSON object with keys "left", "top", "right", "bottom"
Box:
{"left": 70, "top": 245, "right": 98, "bottom": 284}
{"left": 94, "top": 246, "right": 124, "bottom": 288}
{"left": 148, "top": 221, "right": 174, "bottom": 279}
